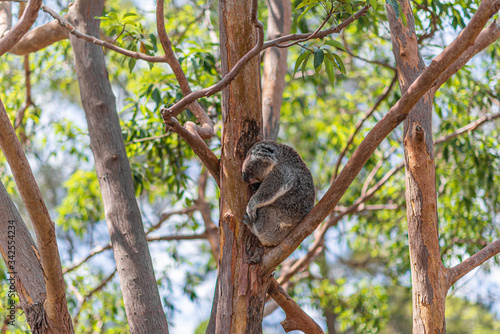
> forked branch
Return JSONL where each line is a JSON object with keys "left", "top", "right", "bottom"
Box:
{"left": 268, "top": 278, "right": 324, "bottom": 334}
{"left": 447, "top": 239, "right": 500, "bottom": 288}
{"left": 262, "top": 0, "right": 500, "bottom": 276}
{"left": 0, "top": 0, "right": 42, "bottom": 56}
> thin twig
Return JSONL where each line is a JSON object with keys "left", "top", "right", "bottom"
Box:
{"left": 434, "top": 112, "right": 500, "bottom": 145}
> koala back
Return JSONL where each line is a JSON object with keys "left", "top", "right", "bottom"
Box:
{"left": 242, "top": 141, "right": 315, "bottom": 246}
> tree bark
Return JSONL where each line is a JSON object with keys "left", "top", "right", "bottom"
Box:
{"left": 0, "top": 2, "right": 11, "bottom": 37}
{"left": 0, "top": 181, "right": 57, "bottom": 333}
{"left": 262, "top": 0, "right": 291, "bottom": 140}
{"left": 387, "top": 1, "right": 446, "bottom": 332}
{"left": 214, "top": 0, "right": 270, "bottom": 332}
{"left": 0, "top": 99, "right": 74, "bottom": 331}
{"left": 67, "top": 1, "right": 168, "bottom": 332}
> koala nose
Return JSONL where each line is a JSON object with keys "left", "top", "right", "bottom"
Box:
{"left": 242, "top": 172, "right": 248, "bottom": 183}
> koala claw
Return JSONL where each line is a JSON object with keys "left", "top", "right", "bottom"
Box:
{"left": 243, "top": 214, "right": 254, "bottom": 229}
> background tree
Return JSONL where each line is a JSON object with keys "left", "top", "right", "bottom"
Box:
{"left": 0, "top": 0, "right": 499, "bottom": 333}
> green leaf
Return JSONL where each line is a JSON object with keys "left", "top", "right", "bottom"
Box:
{"left": 123, "top": 13, "right": 138, "bottom": 18}
{"left": 301, "top": 53, "right": 312, "bottom": 79}
{"left": 149, "top": 34, "right": 158, "bottom": 53}
{"left": 297, "top": 5, "right": 312, "bottom": 22}
{"left": 293, "top": 52, "right": 309, "bottom": 77}
{"left": 332, "top": 53, "right": 346, "bottom": 74}
{"left": 398, "top": 4, "right": 407, "bottom": 26}
{"left": 108, "top": 12, "right": 119, "bottom": 21}
{"left": 314, "top": 48, "right": 325, "bottom": 69}
{"left": 128, "top": 57, "right": 137, "bottom": 73}
{"left": 344, "top": 1, "right": 353, "bottom": 15}
{"left": 368, "top": 0, "right": 378, "bottom": 11}
{"left": 296, "top": 0, "right": 320, "bottom": 10}
{"left": 324, "top": 39, "right": 346, "bottom": 51}
{"left": 324, "top": 54, "right": 336, "bottom": 87}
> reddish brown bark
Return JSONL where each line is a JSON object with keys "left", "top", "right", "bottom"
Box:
{"left": 213, "top": 0, "right": 271, "bottom": 332}
{"left": 386, "top": 1, "right": 447, "bottom": 332}
{"left": 67, "top": 0, "right": 169, "bottom": 332}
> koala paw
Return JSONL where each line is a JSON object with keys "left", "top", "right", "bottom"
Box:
{"left": 243, "top": 214, "right": 254, "bottom": 229}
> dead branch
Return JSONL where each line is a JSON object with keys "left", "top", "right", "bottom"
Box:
{"left": 74, "top": 270, "right": 117, "bottom": 321}
{"left": 268, "top": 278, "right": 324, "bottom": 334}
{"left": 195, "top": 170, "right": 220, "bottom": 259}
{"left": 447, "top": 239, "right": 500, "bottom": 288}
{"left": 0, "top": 0, "right": 41, "bottom": 56}
{"left": 262, "top": 0, "right": 500, "bottom": 277}
{"left": 333, "top": 73, "right": 398, "bottom": 180}
{"left": 14, "top": 54, "right": 33, "bottom": 132}
{"left": 145, "top": 206, "right": 199, "bottom": 235}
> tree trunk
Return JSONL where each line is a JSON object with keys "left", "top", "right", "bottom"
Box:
{"left": 262, "top": 0, "right": 291, "bottom": 140}
{"left": 214, "top": 0, "right": 270, "bottom": 332}
{"left": 0, "top": 181, "right": 57, "bottom": 333}
{"left": 0, "top": 2, "right": 11, "bottom": 36}
{"left": 68, "top": 1, "right": 169, "bottom": 332}
{"left": 386, "top": 1, "right": 447, "bottom": 332}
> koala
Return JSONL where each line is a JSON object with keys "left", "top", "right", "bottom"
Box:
{"left": 241, "top": 141, "right": 315, "bottom": 247}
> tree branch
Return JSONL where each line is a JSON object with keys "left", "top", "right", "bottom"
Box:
{"left": 263, "top": 5, "right": 370, "bottom": 49}
{"left": 267, "top": 278, "right": 324, "bottom": 334}
{"left": 447, "top": 239, "right": 500, "bottom": 288}
{"left": 156, "top": 0, "right": 214, "bottom": 140}
{"left": 164, "top": 5, "right": 370, "bottom": 118}
{"left": 41, "top": 5, "right": 166, "bottom": 62}
{"left": 434, "top": 112, "right": 500, "bottom": 145}
{"left": 9, "top": 18, "right": 68, "bottom": 55}
{"left": 262, "top": 0, "right": 500, "bottom": 276}
{"left": 164, "top": 118, "right": 221, "bottom": 187}
{"left": 432, "top": 20, "right": 500, "bottom": 95}
{"left": 0, "top": 98, "right": 73, "bottom": 330}
{"left": 64, "top": 231, "right": 208, "bottom": 274}
{"left": 0, "top": 0, "right": 41, "bottom": 56}
{"left": 162, "top": 2, "right": 265, "bottom": 118}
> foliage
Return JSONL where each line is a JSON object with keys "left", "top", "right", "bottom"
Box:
{"left": 0, "top": 0, "right": 499, "bottom": 332}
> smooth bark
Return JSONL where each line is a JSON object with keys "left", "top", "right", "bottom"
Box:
{"left": 0, "top": 0, "right": 42, "bottom": 57}
{"left": 0, "top": 181, "right": 56, "bottom": 332}
{"left": 67, "top": 1, "right": 168, "bottom": 332}
{"left": 262, "top": 0, "right": 291, "bottom": 140}
{"left": 0, "top": 98, "right": 74, "bottom": 332}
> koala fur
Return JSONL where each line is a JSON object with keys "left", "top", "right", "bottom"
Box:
{"left": 241, "top": 141, "right": 315, "bottom": 247}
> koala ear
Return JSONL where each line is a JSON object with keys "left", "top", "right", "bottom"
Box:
{"left": 253, "top": 142, "right": 277, "bottom": 160}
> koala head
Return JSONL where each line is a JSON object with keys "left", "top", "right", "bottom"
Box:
{"left": 242, "top": 141, "right": 279, "bottom": 185}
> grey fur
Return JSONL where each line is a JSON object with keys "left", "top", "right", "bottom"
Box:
{"left": 242, "top": 141, "right": 315, "bottom": 246}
